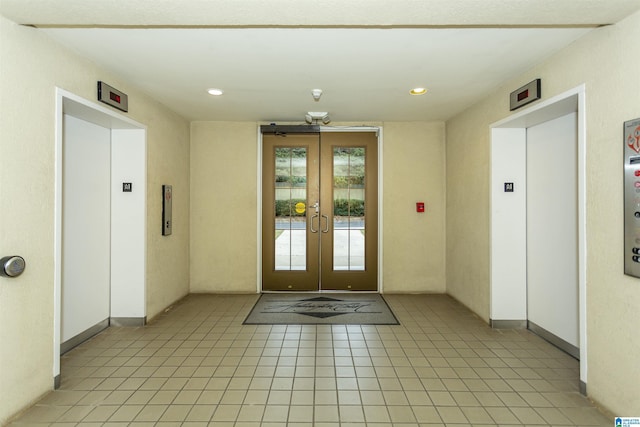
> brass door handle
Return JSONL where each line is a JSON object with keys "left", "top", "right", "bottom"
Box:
{"left": 310, "top": 214, "right": 319, "bottom": 233}
{"left": 321, "top": 214, "right": 329, "bottom": 233}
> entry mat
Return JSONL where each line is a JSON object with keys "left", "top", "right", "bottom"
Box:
{"left": 243, "top": 293, "right": 400, "bottom": 325}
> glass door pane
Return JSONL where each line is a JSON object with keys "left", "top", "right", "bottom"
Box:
{"left": 333, "top": 147, "right": 365, "bottom": 270}
{"left": 274, "top": 147, "right": 307, "bottom": 270}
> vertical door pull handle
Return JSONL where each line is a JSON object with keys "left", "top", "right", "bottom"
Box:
{"left": 310, "top": 214, "right": 319, "bottom": 233}
{"left": 321, "top": 214, "right": 330, "bottom": 233}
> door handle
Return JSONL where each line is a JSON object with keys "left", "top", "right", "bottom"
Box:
{"left": 321, "top": 214, "right": 330, "bottom": 233}
{"left": 1, "top": 256, "right": 26, "bottom": 278}
{"left": 310, "top": 214, "right": 319, "bottom": 233}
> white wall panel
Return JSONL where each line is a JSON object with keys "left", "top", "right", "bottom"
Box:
{"left": 111, "top": 129, "right": 146, "bottom": 319}
{"left": 490, "top": 128, "right": 527, "bottom": 321}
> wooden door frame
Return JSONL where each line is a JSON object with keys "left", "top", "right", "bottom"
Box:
{"left": 257, "top": 125, "right": 383, "bottom": 293}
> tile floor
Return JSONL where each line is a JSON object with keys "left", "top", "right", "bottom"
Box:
{"left": 9, "top": 294, "right": 613, "bottom": 426}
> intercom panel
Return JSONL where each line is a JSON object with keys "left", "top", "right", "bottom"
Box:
{"left": 624, "top": 118, "right": 640, "bottom": 277}
{"left": 162, "top": 185, "right": 172, "bottom": 236}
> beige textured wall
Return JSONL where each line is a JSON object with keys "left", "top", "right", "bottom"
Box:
{"left": 446, "top": 10, "right": 640, "bottom": 415}
{"left": 0, "top": 17, "right": 190, "bottom": 423}
{"left": 382, "top": 122, "right": 446, "bottom": 292}
{"left": 145, "top": 108, "right": 191, "bottom": 319}
{"left": 445, "top": 104, "right": 492, "bottom": 320}
{"left": 189, "top": 121, "right": 446, "bottom": 293}
{"left": 190, "top": 122, "right": 259, "bottom": 292}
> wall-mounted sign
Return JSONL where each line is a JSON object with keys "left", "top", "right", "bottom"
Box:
{"left": 510, "top": 79, "right": 541, "bottom": 111}
{"left": 504, "top": 182, "right": 514, "bottom": 192}
{"left": 98, "top": 81, "right": 128, "bottom": 112}
{"left": 122, "top": 182, "right": 132, "bottom": 192}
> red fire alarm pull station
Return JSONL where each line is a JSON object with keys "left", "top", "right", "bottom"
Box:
{"left": 416, "top": 202, "right": 425, "bottom": 213}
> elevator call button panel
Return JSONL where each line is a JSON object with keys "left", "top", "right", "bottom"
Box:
{"left": 624, "top": 118, "right": 640, "bottom": 277}
{"left": 162, "top": 185, "right": 172, "bottom": 236}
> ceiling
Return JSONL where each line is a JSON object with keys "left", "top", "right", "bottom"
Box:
{"left": 2, "top": 0, "right": 639, "bottom": 123}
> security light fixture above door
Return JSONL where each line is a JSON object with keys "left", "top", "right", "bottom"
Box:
{"left": 305, "top": 111, "right": 330, "bottom": 125}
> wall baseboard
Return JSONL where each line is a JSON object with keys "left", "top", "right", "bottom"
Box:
{"left": 528, "top": 320, "right": 580, "bottom": 360}
{"left": 110, "top": 317, "right": 146, "bottom": 327}
{"left": 61, "top": 316, "right": 145, "bottom": 355}
{"left": 60, "top": 318, "right": 109, "bottom": 355}
{"left": 490, "top": 319, "right": 527, "bottom": 329}
{"left": 579, "top": 380, "right": 587, "bottom": 396}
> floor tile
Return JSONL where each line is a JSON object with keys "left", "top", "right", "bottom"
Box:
{"left": 7, "top": 294, "right": 616, "bottom": 427}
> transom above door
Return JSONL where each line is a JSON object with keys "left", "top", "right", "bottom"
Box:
{"left": 262, "top": 129, "right": 378, "bottom": 291}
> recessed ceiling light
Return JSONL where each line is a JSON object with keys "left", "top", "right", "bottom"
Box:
{"left": 207, "top": 88, "right": 224, "bottom": 96}
{"left": 410, "top": 87, "right": 427, "bottom": 95}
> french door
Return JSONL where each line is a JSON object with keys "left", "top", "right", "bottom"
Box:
{"left": 262, "top": 130, "right": 378, "bottom": 291}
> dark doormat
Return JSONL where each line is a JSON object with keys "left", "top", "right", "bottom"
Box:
{"left": 243, "top": 293, "right": 400, "bottom": 325}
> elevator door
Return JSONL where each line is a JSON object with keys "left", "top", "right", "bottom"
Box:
{"left": 262, "top": 131, "right": 378, "bottom": 291}
{"left": 527, "top": 112, "right": 579, "bottom": 352}
{"left": 62, "top": 115, "right": 111, "bottom": 345}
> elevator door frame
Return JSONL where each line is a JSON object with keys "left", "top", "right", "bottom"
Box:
{"left": 257, "top": 126, "right": 383, "bottom": 293}
{"left": 53, "top": 88, "right": 147, "bottom": 388}
{"left": 490, "top": 85, "right": 587, "bottom": 391}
